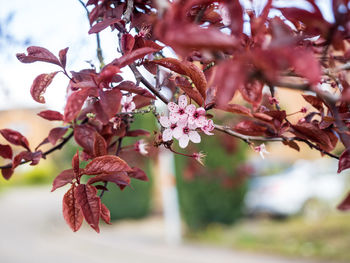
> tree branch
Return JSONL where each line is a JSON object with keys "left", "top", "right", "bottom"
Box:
{"left": 123, "top": 0, "right": 134, "bottom": 24}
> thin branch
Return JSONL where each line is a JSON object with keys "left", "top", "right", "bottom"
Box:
{"left": 123, "top": 0, "right": 134, "bottom": 24}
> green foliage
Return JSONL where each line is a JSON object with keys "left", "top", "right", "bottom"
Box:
{"left": 175, "top": 134, "right": 249, "bottom": 230}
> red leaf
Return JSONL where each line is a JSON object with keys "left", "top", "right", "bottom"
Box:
{"left": 121, "top": 33, "right": 135, "bottom": 54}
{"left": 30, "top": 72, "right": 58, "bottom": 104}
{"left": 75, "top": 184, "right": 101, "bottom": 232}
{"left": 84, "top": 155, "right": 131, "bottom": 175}
{"left": 74, "top": 124, "right": 96, "bottom": 156}
{"left": 72, "top": 150, "right": 80, "bottom": 175}
{"left": 100, "top": 203, "right": 111, "bottom": 224}
{"left": 133, "top": 95, "right": 153, "bottom": 109}
{"left": 234, "top": 121, "right": 267, "bottom": 136}
{"left": 64, "top": 87, "right": 96, "bottom": 123}
{"left": 337, "top": 192, "right": 350, "bottom": 211}
{"left": 97, "top": 64, "right": 121, "bottom": 84}
{"left": 87, "top": 172, "right": 131, "bottom": 190}
{"left": 302, "top": 95, "right": 324, "bottom": 113}
{"left": 16, "top": 46, "right": 61, "bottom": 66}
{"left": 174, "top": 76, "right": 204, "bottom": 106}
{"left": 51, "top": 169, "right": 75, "bottom": 192}
{"left": 338, "top": 148, "right": 350, "bottom": 173}
{"left": 63, "top": 184, "right": 84, "bottom": 232}
{"left": 112, "top": 47, "right": 161, "bottom": 68}
{"left": 99, "top": 88, "right": 122, "bottom": 120}
{"left": 13, "top": 150, "right": 42, "bottom": 168}
{"left": 93, "top": 133, "right": 107, "bottom": 157}
{"left": 126, "top": 129, "right": 150, "bottom": 137}
{"left": 152, "top": 58, "right": 207, "bottom": 100}
{"left": 239, "top": 81, "right": 264, "bottom": 108}
{"left": 216, "top": 103, "right": 252, "bottom": 116}
{"left": 0, "top": 129, "right": 30, "bottom": 151}
{"left": 59, "top": 47, "right": 69, "bottom": 68}
{"left": 0, "top": 144, "right": 12, "bottom": 159}
{"left": 37, "top": 110, "right": 63, "bottom": 121}
{"left": 226, "top": 0, "right": 243, "bottom": 36}
{"left": 88, "top": 17, "right": 122, "bottom": 34}
{"left": 290, "top": 49, "right": 321, "bottom": 85}
{"left": 128, "top": 167, "right": 148, "bottom": 181}
{"left": 1, "top": 168, "right": 13, "bottom": 180}
{"left": 116, "top": 81, "right": 156, "bottom": 99}
{"left": 48, "top": 127, "right": 68, "bottom": 145}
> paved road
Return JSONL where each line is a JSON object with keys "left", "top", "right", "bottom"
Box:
{"left": 0, "top": 186, "right": 330, "bottom": 263}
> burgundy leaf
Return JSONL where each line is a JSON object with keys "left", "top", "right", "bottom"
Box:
{"left": 1, "top": 167, "right": 13, "bottom": 180}
{"left": 51, "top": 169, "right": 75, "bottom": 192}
{"left": 12, "top": 150, "right": 42, "bottom": 169}
{"left": 87, "top": 172, "right": 131, "bottom": 190}
{"left": 74, "top": 124, "right": 96, "bottom": 156}
{"left": 16, "top": 46, "right": 61, "bottom": 66}
{"left": 37, "top": 110, "right": 64, "bottom": 121}
{"left": 30, "top": 72, "right": 58, "bottom": 104}
{"left": 75, "top": 184, "right": 101, "bottom": 232}
{"left": 99, "top": 88, "right": 122, "bottom": 120}
{"left": 216, "top": 103, "right": 252, "bottom": 116}
{"left": 290, "top": 49, "right": 321, "bottom": 85}
{"left": 302, "top": 95, "right": 324, "bottom": 113}
{"left": 121, "top": 33, "right": 135, "bottom": 54}
{"left": 234, "top": 121, "right": 267, "bottom": 136}
{"left": 88, "top": 18, "right": 123, "bottom": 34}
{"left": 59, "top": 47, "right": 69, "bottom": 68}
{"left": 226, "top": 0, "right": 243, "bottom": 36}
{"left": 239, "top": 81, "right": 264, "bottom": 108}
{"left": 112, "top": 47, "right": 161, "bottom": 68}
{"left": 84, "top": 155, "right": 131, "bottom": 175}
{"left": 133, "top": 95, "right": 153, "bottom": 109}
{"left": 126, "top": 129, "right": 150, "bottom": 137}
{"left": 97, "top": 64, "right": 121, "bottom": 84}
{"left": 128, "top": 167, "right": 148, "bottom": 181}
{"left": 93, "top": 133, "right": 107, "bottom": 157}
{"left": 116, "top": 81, "right": 156, "bottom": 99}
{"left": 72, "top": 150, "right": 80, "bottom": 175}
{"left": 337, "top": 192, "right": 350, "bottom": 211}
{"left": 338, "top": 148, "right": 350, "bottom": 173}
{"left": 63, "top": 184, "right": 84, "bottom": 232}
{"left": 100, "top": 203, "right": 111, "bottom": 224}
{"left": 64, "top": 87, "right": 96, "bottom": 123}
{"left": 0, "top": 144, "right": 12, "bottom": 159}
{"left": 48, "top": 127, "right": 68, "bottom": 145}
{"left": 174, "top": 76, "right": 204, "bottom": 106}
{"left": 0, "top": 129, "right": 30, "bottom": 151}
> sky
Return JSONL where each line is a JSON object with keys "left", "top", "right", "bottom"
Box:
{"left": 0, "top": 0, "right": 334, "bottom": 112}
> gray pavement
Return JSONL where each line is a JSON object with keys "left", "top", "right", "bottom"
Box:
{"left": 0, "top": 186, "right": 330, "bottom": 263}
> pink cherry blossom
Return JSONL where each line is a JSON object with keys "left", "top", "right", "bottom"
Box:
{"left": 134, "top": 139, "right": 148, "bottom": 155}
{"left": 121, "top": 95, "right": 136, "bottom": 113}
{"left": 159, "top": 115, "right": 178, "bottom": 141}
{"left": 192, "top": 151, "right": 206, "bottom": 166}
{"left": 168, "top": 95, "right": 189, "bottom": 123}
{"left": 173, "top": 122, "right": 201, "bottom": 148}
{"left": 185, "top": 104, "right": 207, "bottom": 127}
{"left": 254, "top": 143, "right": 269, "bottom": 159}
{"left": 201, "top": 119, "right": 214, "bottom": 135}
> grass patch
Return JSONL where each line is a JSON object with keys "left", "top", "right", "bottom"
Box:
{"left": 188, "top": 212, "right": 350, "bottom": 262}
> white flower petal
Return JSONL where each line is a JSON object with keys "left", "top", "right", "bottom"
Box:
{"left": 159, "top": 116, "right": 171, "bottom": 128}
{"left": 179, "top": 135, "right": 190, "bottom": 148}
{"left": 179, "top": 113, "right": 189, "bottom": 122}
{"left": 178, "top": 95, "right": 188, "bottom": 108}
{"left": 173, "top": 126, "right": 183, "bottom": 139}
{"left": 169, "top": 112, "right": 180, "bottom": 123}
{"left": 162, "top": 129, "right": 173, "bottom": 141}
{"left": 188, "top": 116, "right": 195, "bottom": 125}
{"left": 189, "top": 131, "right": 201, "bottom": 143}
{"left": 168, "top": 102, "right": 179, "bottom": 112}
{"left": 125, "top": 95, "right": 133, "bottom": 103}
{"left": 195, "top": 116, "right": 207, "bottom": 128}
{"left": 129, "top": 102, "right": 136, "bottom": 111}
{"left": 197, "top": 107, "right": 206, "bottom": 115}
{"left": 188, "top": 122, "right": 198, "bottom": 130}
{"left": 185, "top": 104, "right": 196, "bottom": 115}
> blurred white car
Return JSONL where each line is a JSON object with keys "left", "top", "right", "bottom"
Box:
{"left": 244, "top": 159, "right": 349, "bottom": 218}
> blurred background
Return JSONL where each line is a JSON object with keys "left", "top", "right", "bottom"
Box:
{"left": 1, "top": 1, "right": 350, "bottom": 263}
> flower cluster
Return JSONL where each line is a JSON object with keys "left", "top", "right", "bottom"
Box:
{"left": 159, "top": 95, "right": 214, "bottom": 148}
{"left": 121, "top": 95, "right": 135, "bottom": 113}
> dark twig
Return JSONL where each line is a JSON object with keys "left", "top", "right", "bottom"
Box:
{"left": 123, "top": 0, "right": 134, "bottom": 24}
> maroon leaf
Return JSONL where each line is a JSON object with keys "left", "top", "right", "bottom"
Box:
{"left": 216, "top": 104, "right": 252, "bottom": 116}
{"left": 121, "top": 33, "right": 135, "bottom": 54}
{"left": 338, "top": 191, "right": 350, "bottom": 211}
{"left": 112, "top": 47, "right": 161, "bottom": 68}
{"left": 126, "top": 129, "right": 150, "bottom": 137}
{"left": 84, "top": 155, "right": 131, "bottom": 175}
{"left": 338, "top": 148, "right": 350, "bottom": 173}
{"left": 13, "top": 150, "right": 42, "bottom": 167}
{"left": 302, "top": 95, "right": 324, "bottom": 113}
{"left": 16, "top": 46, "right": 61, "bottom": 66}
{"left": 72, "top": 150, "right": 80, "bottom": 175}
{"left": 93, "top": 133, "right": 107, "bottom": 157}
{"left": 74, "top": 124, "right": 96, "bottom": 156}
{"left": 51, "top": 169, "right": 75, "bottom": 192}
{"left": 174, "top": 76, "right": 204, "bottom": 106}
{"left": 1, "top": 168, "right": 13, "bottom": 180}
{"left": 128, "top": 167, "right": 148, "bottom": 181}
{"left": 239, "top": 81, "right": 263, "bottom": 108}
{"left": 75, "top": 184, "right": 101, "bottom": 232}
{"left": 63, "top": 184, "right": 84, "bottom": 232}
{"left": 87, "top": 172, "right": 131, "bottom": 190}
{"left": 48, "top": 127, "right": 68, "bottom": 145}
{"left": 133, "top": 95, "right": 153, "bottom": 109}
{"left": 152, "top": 58, "right": 207, "bottom": 100}
{"left": 97, "top": 64, "right": 121, "bottom": 84}
{"left": 0, "top": 144, "right": 12, "bottom": 159}
{"left": 226, "top": 0, "right": 243, "bottom": 36}
{"left": 0, "top": 129, "right": 30, "bottom": 151}
{"left": 291, "top": 49, "right": 321, "bottom": 85}
{"left": 88, "top": 18, "right": 123, "bottom": 34}
{"left": 59, "top": 47, "right": 69, "bottom": 68}
{"left": 99, "top": 88, "right": 122, "bottom": 120}
{"left": 30, "top": 72, "right": 58, "bottom": 104}
{"left": 100, "top": 203, "right": 111, "bottom": 224}
{"left": 64, "top": 87, "right": 96, "bottom": 123}
{"left": 116, "top": 81, "right": 156, "bottom": 99}
{"left": 234, "top": 121, "right": 267, "bottom": 136}
{"left": 37, "top": 110, "right": 63, "bottom": 121}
